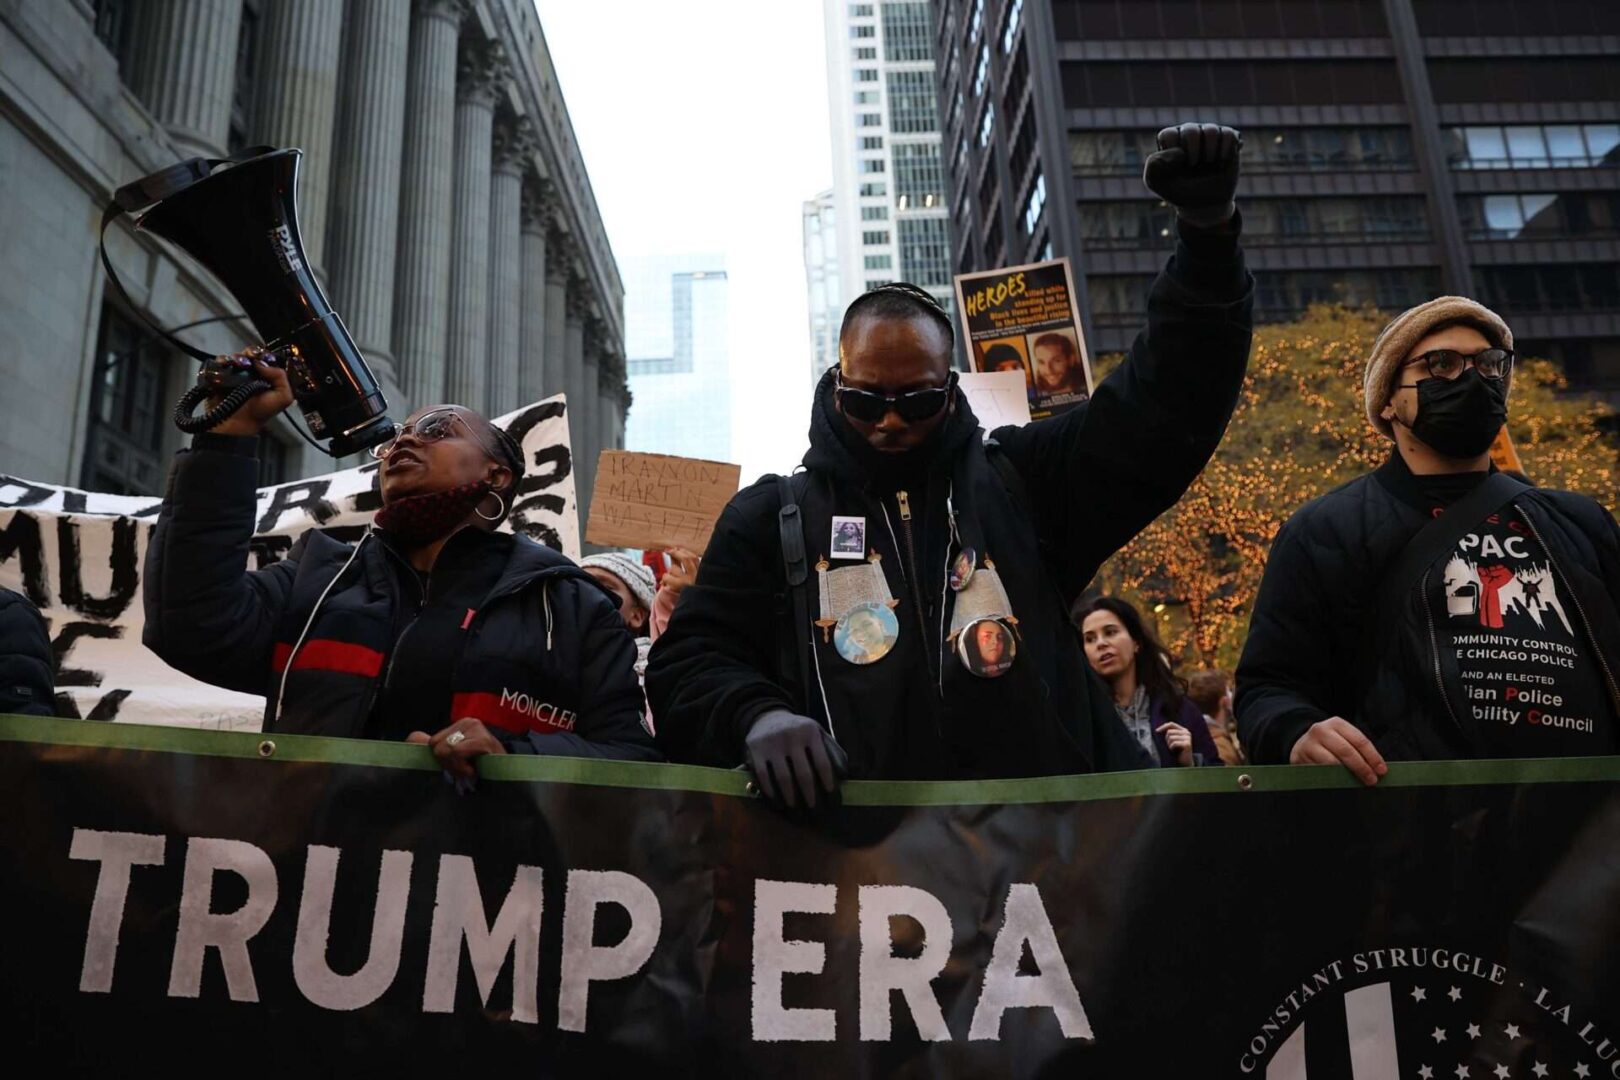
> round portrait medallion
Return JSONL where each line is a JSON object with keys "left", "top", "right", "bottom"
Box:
{"left": 956, "top": 617, "right": 1016, "bottom": 678}
{"left": 833, "top": 601, "right": 899, "bottom": 665}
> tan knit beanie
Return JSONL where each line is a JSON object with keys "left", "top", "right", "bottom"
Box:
{"left": 1363, "top": 296, "right": 1513, "bottom": 439}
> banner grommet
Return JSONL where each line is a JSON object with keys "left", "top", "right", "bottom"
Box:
{"left": 257, "top": 740, "right": 276, "bottom": 759}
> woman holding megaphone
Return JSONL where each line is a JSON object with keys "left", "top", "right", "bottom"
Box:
{"left": 143, "top": 352, "right": 659, "bottom": 778}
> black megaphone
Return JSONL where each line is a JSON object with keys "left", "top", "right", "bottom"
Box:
{"left": 105, "top": 148, "right": 396, "bottom": 457}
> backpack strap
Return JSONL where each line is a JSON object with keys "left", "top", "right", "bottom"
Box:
{"left": 1357, "top": 470, "right": 1531, "bottom": 707}
{"left": 775, "top": 474, "right": 812, "bottom": 711}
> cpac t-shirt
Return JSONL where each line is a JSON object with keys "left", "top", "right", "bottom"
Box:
{"left": 1420, "top": 473, "right": 1616, "bottom": 756}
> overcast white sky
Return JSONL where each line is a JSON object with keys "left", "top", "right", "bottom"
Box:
{"left": 533, "top": 0, "right": 832, "bottom": 484}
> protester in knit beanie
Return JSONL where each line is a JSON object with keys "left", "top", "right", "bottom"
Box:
{"left": 1362, "top": 296, "right": 1513, "bottom": 439}
{"left": 581, "top": 553, "right": 658, "bottom": 635}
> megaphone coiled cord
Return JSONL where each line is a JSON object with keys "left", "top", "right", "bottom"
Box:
{"left": 173, "top": 379, "right": 273, "bottom": 434}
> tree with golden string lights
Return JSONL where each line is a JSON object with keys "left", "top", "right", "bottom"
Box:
{"left": 1091, "top": 304, "right": 1620, "bottom": 671}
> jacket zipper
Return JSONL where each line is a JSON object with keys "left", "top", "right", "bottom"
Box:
{"left": 1520, "top": 504, "right": 1620, "bottom": 713}
{"left": 381, "top": 544, "right": 430, "bottom": 693}
{"left": 894, "top": 490, "right": 937, "bottom": 684}
{"left": 1420, "top": 567, "right": 1466, "bottom": 738}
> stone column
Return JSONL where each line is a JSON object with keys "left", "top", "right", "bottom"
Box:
{"left": 581, "top": 323, "right": 602, "bottom": 506}
{"left": 486, "top": 119, "right": 529, "bottom": 416}
{"left": 128, "top": 0, "right": 244, "bottom": 159}
{"left": 518, "top": 184, "right": 551, "bottom": 404}
{"left": 564, "top": 292, "right": 589, "bottom": 517}
{"left": 326, "top": 0, "right": 410, "bottom": 401}
{"left": 251, "top": 0, "right": 346, "bottom": 277}
{"left": 595, "top": 342, "right": 617, "bottom": 465}
{"left": 393, "top": 0, "right": 466, "bottom": 411}
{"left": 444, "top": 39, "right": 503, "bottom": 413}
{"left": 543, "top": 230, "right": 572, "bottom": 400}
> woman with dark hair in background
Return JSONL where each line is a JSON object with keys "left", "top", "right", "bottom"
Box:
{"left": 1076, "top": 596, "right": 1222, "bottom": 768}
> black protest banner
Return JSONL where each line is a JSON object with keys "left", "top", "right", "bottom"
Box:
{"left": 3, "top": 715, "right": 1618, "bottom": 1077}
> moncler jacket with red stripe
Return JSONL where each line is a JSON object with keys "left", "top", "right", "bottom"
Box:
{"left": 142, "top": 433, "right": 659, "bottom": 760}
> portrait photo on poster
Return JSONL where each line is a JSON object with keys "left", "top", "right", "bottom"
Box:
{"left": 976, "top": 337, "right": 1033, "bottom": 400}
{"left": 1028, "top": 327, "right": 1087, "bottom": 407}
{"left": 831, "top": 515, "right": 867, "bottom": 559}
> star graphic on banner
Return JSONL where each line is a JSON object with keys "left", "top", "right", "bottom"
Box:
{"left": 1413, "top": 986, "right": 1429, "bottom": 1002}
{"left": 1576, "top": 1065, "right": 1592, "bottom": 1078}
{"left": 1530, "top": 1065, "right": 1547, "bottom": 1079}
{"left": 1433, "top": 1027, "right": 1449, "bottom": 1044}
{"left": 1494, "top": 1066, "right": 1510, "bottom": 1079}
{"left": 1455, "top": 1064, "right": 1472, "bottom": 1079}
{"left": 1505, "top": 1023, "right": 1522, "bottom": 1040}
{"left": 1419, "top": 1067, "right": 1435, "bottom": 1080}
{"left": 1467, "top": 1023, "right": 1483, "bottom": 1040}
{"left": 1449, "top": 986, "right": 1464, "bottom": 1002}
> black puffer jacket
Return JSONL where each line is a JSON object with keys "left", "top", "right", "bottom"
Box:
{"left": 0, "top": 587, "right": 54, "bottom": 717}
{"left": 647, "top": 220, "right": 1254, "bottom": 779}
{"left": 143, "top": 435, "right": 658, "bottom": 759}
{"left": 1236, "top": 454, "right": 1620, "bottom": 763}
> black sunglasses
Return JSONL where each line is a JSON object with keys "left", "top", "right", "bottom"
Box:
{"left": 1403, "top": 347, "right": 1515, "bottom": 382}
{"left": 835, "top": 371, "right": 958, "bottom": 424}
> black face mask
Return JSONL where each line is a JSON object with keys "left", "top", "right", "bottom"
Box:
{"left": 1401, "top": 369, "right": 1508, "bottom": 459}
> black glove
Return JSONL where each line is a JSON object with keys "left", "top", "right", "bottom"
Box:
{"left": 1143, "top": 122, "right": 1242, "bottom": 229}
{"left": 744, "top": 709, "right": 849, "bottom": 810}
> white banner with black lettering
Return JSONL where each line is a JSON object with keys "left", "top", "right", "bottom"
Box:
{"left": 0, "top": 396, "right": 576, "bottom": 729}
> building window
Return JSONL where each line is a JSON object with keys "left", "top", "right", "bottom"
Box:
{"left": 855, "top": 91, "right": 879, "bottom": 105}
{"left": 856, "top": 68, "right": 879, "bottom": 83}
{"left": 886, "top": 70, "right": 939, "bottom": 134}
{"left": 228, "top": 1, "right": 261, "bottom": 153}
{"left": 881, "top": 2, "right": 933, "bottom": 63}
{"left": 1475, "top": 264, "right": 1620, "bottom": 314}
{"left": 92, "top": 0, "right": 136, "bottom": 70}
{"left": 1000, "top": 0, "right": 1024, "bottom": 53}
{"left": 849, "top": 3, "right": 873, "bottom": 15}
{"left": 258, "top": 436, "right": 289, "bottom": 487}
{"left": 860, "top": 136, "right": 885, "bottom": 150}
{"left": 863, "top": 229, "right": 891, "bottom": 245}
{"left": 1428, "top": 58, "right": 1620, "bottom": 105}
{"left": 1081, "top": 196, "right": 1430, "bottom": 248}
{"left": 1446, "top": 123, "right": 1620, "bottom": 170}
{"left": 1413, "top": 0, "right": 1620, "bottom": 35}
{"left": 894, "top": 142, "right": 944, "bottom": 209}
{"left": 859, "top": 182, "right": 888, "bottom": 197}
{"left": 851, "top": 24, "right": 875, "bottom": 38}
{"left": 968, "top": 0, "right": 984, "bottom": 41}
{"left": 864, "top": 254, "right": 894, "bottom": 270}
{"left": 858, "top": 112, "right": 883, "bottom": 128}
{"left": 862, "top": 206, "right": 890, "bottom": 221}
{"left": 1061, "top": 60, "right": 1402, "bottom": 108}
{"left": 1007, "top": 110, "right": 1038, "bottom": 185}
{"left": 972, "top": 43, "right": 990, "bottom": 99}
{"left": 854, "top": 46, "right": 876, "bottom": 60}
{"left": 977, "top": 103, "right": 995, "bottom": 149}
{"left": 1022, "top": 173, "right": 1047, "bottom": 235}
{"left": 898, "top": 217, "right": 952, "bottom": 287}
{"left": 82, "top": 304, "right": 171, "bottom": 496}
{"left": 1458, "top": 192, "right": 1620, "bottom": 240}
{"left": 861, "top": 158, "right": 887, "bottom": 174}
{"left": 1002, "top": 42, "right": 1029, "bottom": 114}
{"left": 1074, "top": 128, "right": 1417, "bottom": 175}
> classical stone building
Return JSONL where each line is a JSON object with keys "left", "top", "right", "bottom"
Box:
{"left": 0, "top": 0, "right": 626, "bottom": 526}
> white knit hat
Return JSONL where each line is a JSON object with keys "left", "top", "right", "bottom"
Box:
{"left": 580, "top": 552, "right": 656, "bottom": 612}
{"left": 1363, "top": 296, "right": 1513, "bottom": 439}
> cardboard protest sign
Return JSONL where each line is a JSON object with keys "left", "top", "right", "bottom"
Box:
{"left": 959, "top": 370, "right": 1033, "bottom": 431}
{"left": 585, "top": 450, "right": 740, "bottom": 554}
{"left": 0, "top": 395, "right": 576, "bottom": 729}
{"left": 955, "top": 258, "right": 1093, "bottom": 422}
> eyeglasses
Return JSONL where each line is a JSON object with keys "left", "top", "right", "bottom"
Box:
{"left": 835, "top": 371, "right": 957, "bottom": 424}
{"left": 369, "top": 408, "right": 477, "bottom": 460}
{"left": 1403, "top": 347, "right": 1515, "bottom": 382}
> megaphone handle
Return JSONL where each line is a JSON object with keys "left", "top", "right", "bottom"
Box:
{"left": 173, "top": 378, "right": 274, "bottom": 434}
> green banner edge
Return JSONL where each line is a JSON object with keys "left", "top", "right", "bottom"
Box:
{"left": 3, "top": 714, "right": 1618, "bottom": 805}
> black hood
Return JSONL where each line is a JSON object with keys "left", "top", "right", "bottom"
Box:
{"left": 802, "top": 366, "right": 981, "bottom": 491}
